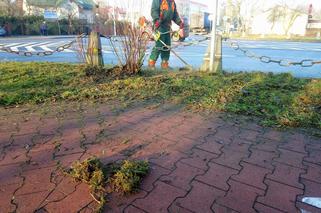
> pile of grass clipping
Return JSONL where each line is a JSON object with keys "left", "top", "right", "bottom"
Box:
{"left": 65, "top": 157, "right": 149, "bottom": 212}
{"left": 109, "top": 160, "right": 150, "bottom": 194}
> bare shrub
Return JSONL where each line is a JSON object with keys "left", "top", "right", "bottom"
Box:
{"left": 108, "top": 22, "right": 149, "bottom": 75}
{"left": 74, "top": 35, "right": 88, "bottom": 64}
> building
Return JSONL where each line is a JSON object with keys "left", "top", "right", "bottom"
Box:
{"left": 189, "top": 1, "right": 209, "bottom": 30}
{"left": 306, "top": 4, "right": 321, "bottom": 37}
{"left": 306, "top": 19, "right": 321, "bottom": 37}
{"left": 17, "top": 0, "right": 206, "bottom": 29}
{"left": 22, "top": 0, "right": 96, "bottom": 23}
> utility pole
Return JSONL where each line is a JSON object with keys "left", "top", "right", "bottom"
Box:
{"left": 113, "top": 4, "right": 117, "bottom": 36}
{"left": 209, "top": 0, "right": 218, "bottom": 72}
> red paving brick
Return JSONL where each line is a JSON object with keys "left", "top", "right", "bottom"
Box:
{"left": 38, "top": 190, "right": 66, "bottom": 208}
{"left": 171, "top": 180, "right": 225, "bottom": 213}
{"left": 160, "top": 161, "right": 204, "bottom": 191}
{"left": 0, "top": 103, "right": 319, "bottom": 212}
{"left": 257, "top": 180, "right": 303, "bottom": 212}
{"left": 275, "top": 148, "right": 306, "bottom": 169}
{"left": 0, "top": 146, "right": 28, "bottom": 166}
{"left": 251, "top": 137, "right": 280, "bottom": 153}
{"left": 0, "top": 133, "right": 11, "bottom": 147}
{"left": 212, "top": 148, "right": 249, "bottom": 170}
{"left": 0, "top": 183, "right": 19, "bottom": 213}
{"left": 44, "top": 183, "right": 93, "bottom": 212}
{"left": 38, "top": 118, "right": 59, "bottom": 135}
{"left": 140, "top": 164, "right": 171, "bottom": 192}
{"left": 180, "top": 148, "right": 218, "bottom": 170}
{"left": 106, "top": 190, "right": 147, "bottom": 212}
{"left": 124, "top": 205, "right": 147, "bottom": 213}
{"left": 16, "top": 117, "right": 40, "bottom": 135}
{"left": 279, "top": 133, "right": 308, "bottom": 154}
{"left": 238, "top": 129, "right": 260, "bottom": 142}
{"left": 195, "top": 139, "right": 223, "bottom": 155}
{"left": 216, "top": 180, "right": 264, "bottom": 213}
{"left": 213, "top": 127, "right": 237, "bottom": 144}
{"left": 0, "top": 164, "right": 21, "bottom": 186}
{"left": 133, "top": 181, "right": 186, "bottom": 213}
{"left": 254, "top": 202, "right": 284, "bottom": 213}
{"left": 267, "top": 162, "right": 305, "bottom": 189}
{"left": 261, "top": 130, "right": 284, "bottom": 142}
{"left": 231, "top": 162, "right": 271, "bottom": 190}
{"left": 14, "top": 190, "right": 50, "bottom": 213}
{"left": 16, "top": 167, "right": 55, "bottom": 195}
{"left": 150, "top": 150, "right": 188, "bottom": 170}
{"left": 243, "top": 149, "right": 277, "bottom": 170}
{"left": 211, "top": 203, "right": 239, "bottom": 213}
{"left": 196, "top": 162, "right": 238, "bottom": 191}
{"left": 168, "top": 205, "right": 194, "bottom": 213}
{"left": 301, "top": 162, "right": 321, "bottom": 184}
{"left": 305, "top": 149, "right": 321, "bottom": 166}
{"left": 225, "top": 137, "right": 252, "bottom": 153}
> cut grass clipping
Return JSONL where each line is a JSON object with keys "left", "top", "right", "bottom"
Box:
{"left": 65, "top": 157, "right": 149, "bottom": 211}
{"left": 109, "top": 160, "right": 150, "bottom": 194}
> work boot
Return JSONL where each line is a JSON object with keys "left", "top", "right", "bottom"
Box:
{"left": 148, "top": 60, "right": 156, "bottom": 70}
{"left": 161, "top": 61, "right": 169, "bottom": 70}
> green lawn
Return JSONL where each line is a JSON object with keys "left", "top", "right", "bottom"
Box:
{"left": 0, "top": 62, "right": 320, "bottom": 129}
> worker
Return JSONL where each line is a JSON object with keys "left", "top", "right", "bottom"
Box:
{"left": 149, "top": 0, "right": 184, "bottom": 69}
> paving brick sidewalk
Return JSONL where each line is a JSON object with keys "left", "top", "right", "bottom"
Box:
{"left": 0, "top": 103, "right": 320, "bottom": 213}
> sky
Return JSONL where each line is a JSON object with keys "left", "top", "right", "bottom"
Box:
{"left": 196, "top": 0, "right": 321, "bottom": 9}
{"left": 102, "top": 0, "right": 321, "bottom": 9}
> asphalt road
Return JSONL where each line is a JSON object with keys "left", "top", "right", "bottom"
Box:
{"left": 1, "top": 35, "right": 321, "bottom": 78}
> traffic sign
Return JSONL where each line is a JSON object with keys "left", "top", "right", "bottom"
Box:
{"left": 44, "top": 10, "right": 58, "bottom": 20}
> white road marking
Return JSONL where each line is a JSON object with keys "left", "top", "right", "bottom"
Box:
{"left": 0, "top": 43, "right": 24, "bottom": 52}
{"left": 25, "top": 41, "right": 53, "bottom": 52}
{"left": 11, "top": 42, "right": 38, "bottom": 51}
{"left": 3, "top": 42, "right": 23, "bottom": 47}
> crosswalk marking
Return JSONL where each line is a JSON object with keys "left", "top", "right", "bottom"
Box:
{"left": 0, "top": 41, "right": 76, "bottom": 53}
{"left": 2, "top": 42, "right": 23, "bottom": 47}
{"left": 25, "top": 41, "right": 53, "bottom": 52}
{"left": 11, "top": 42, "right": 38, "bottom": 51}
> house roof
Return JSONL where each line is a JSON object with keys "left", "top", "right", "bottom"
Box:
{"left": 74, "top": 0, "right": 95, "bottom": 10}
{"left": 26, "top": 0, "right": 95, "bottom": 10}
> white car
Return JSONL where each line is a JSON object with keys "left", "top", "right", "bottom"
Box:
{"left": 0, "top": 27, "right": 6, "bottom": 36}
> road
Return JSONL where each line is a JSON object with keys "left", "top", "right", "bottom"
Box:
{"left": 1, "top": 35, "right": 321, "bottom": 78}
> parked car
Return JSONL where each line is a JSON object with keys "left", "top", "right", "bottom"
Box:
{"left": 0, "top": 27, "right": 6, "bottom": 36}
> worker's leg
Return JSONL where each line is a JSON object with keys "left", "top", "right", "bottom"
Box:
{"left": 160, "top": 30, "right": 171, "bottom": 69}
{"left": 149, "top": 39, "right": 162, "bottom": 67}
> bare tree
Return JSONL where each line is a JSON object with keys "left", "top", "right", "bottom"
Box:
{"left": 283, "top": 5, "right": 305, "bottom": 36}
{"left": 267, "top": 5, "right": 285, "bottom": 30}
{"left": 60, "top": 2, "right": 79, "bottom": 35}
{"left": 0, "top": 0, "right": 19, "bottom": 16}
{"left": 267, "top": 3, "right": 306, "bottom": 36}
{"left": 225, "top": 0, "right": 260, "bottom": 35}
